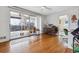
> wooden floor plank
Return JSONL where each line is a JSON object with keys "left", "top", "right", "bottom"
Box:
{"left": 0, "top": 34, "right": 73, "bottom": 53}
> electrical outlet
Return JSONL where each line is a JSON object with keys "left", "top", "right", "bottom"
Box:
{"left": 0, "top": 36, "right": 6, "bottom": 39}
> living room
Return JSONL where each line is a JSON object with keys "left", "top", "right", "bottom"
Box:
{"left": 0, "top": 6, "right": 79, "bottom": 53}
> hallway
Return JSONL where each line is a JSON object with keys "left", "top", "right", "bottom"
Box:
{"left": 0, "top": 34, "right": 72, "bottom": 53}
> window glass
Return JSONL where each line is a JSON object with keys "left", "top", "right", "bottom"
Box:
{"left": 10, "top": 17, "right": 21, "bottom": 31}
{"left": 10, "top": 11, "right": 21, "bottom": 31}
{"left": 10, "top": 18, "right": 21, "bottom": 25}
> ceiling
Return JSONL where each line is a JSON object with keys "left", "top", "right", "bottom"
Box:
{"left": 19, "top": 6, "right": 77, "bottom": 15}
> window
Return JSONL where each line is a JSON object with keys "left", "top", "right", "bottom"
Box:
{"left": 30, "top": 16, "right": 37, "bottom": 29}
{"left": 10, "top": 11, "right": 21, "bottom": 31}
{"left": 10, "top": 17, "right": 21, "bottom": 25}
{"left": 10, "top": 11, "right": 41, "bottom": 39}
{"left": 21, "top": 14, "right": 30, "bottom": 30}
{"left": 10, "top": 17, "right": 21, "bottom": 31}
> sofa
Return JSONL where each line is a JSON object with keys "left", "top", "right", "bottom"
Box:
{"left": 43, "top": 24, "right": 58, "bottom": 35}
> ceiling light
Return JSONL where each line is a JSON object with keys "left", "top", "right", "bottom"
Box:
{"left": 41, "top": 6, "right": 52, "bottom": 10}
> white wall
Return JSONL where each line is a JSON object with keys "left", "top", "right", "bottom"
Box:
{"left": 41, "top": 16, "right": 47, "bottom": 33}
{"left": 46, "top": 7, "right": 79, "bottom": 26}
{"left": 46, "top": 7, "right": 79, "bottom": 49}
{"left": 0, "top": 6, "right": 10, "bottom": 42}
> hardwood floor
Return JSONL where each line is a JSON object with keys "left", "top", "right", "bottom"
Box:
{"left": 0, "top": 34, "right": 73, "bottom": 53}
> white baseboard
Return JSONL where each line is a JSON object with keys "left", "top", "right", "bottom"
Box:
{"left": 0, "top": 39, "right": 9, "bottom": 43}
